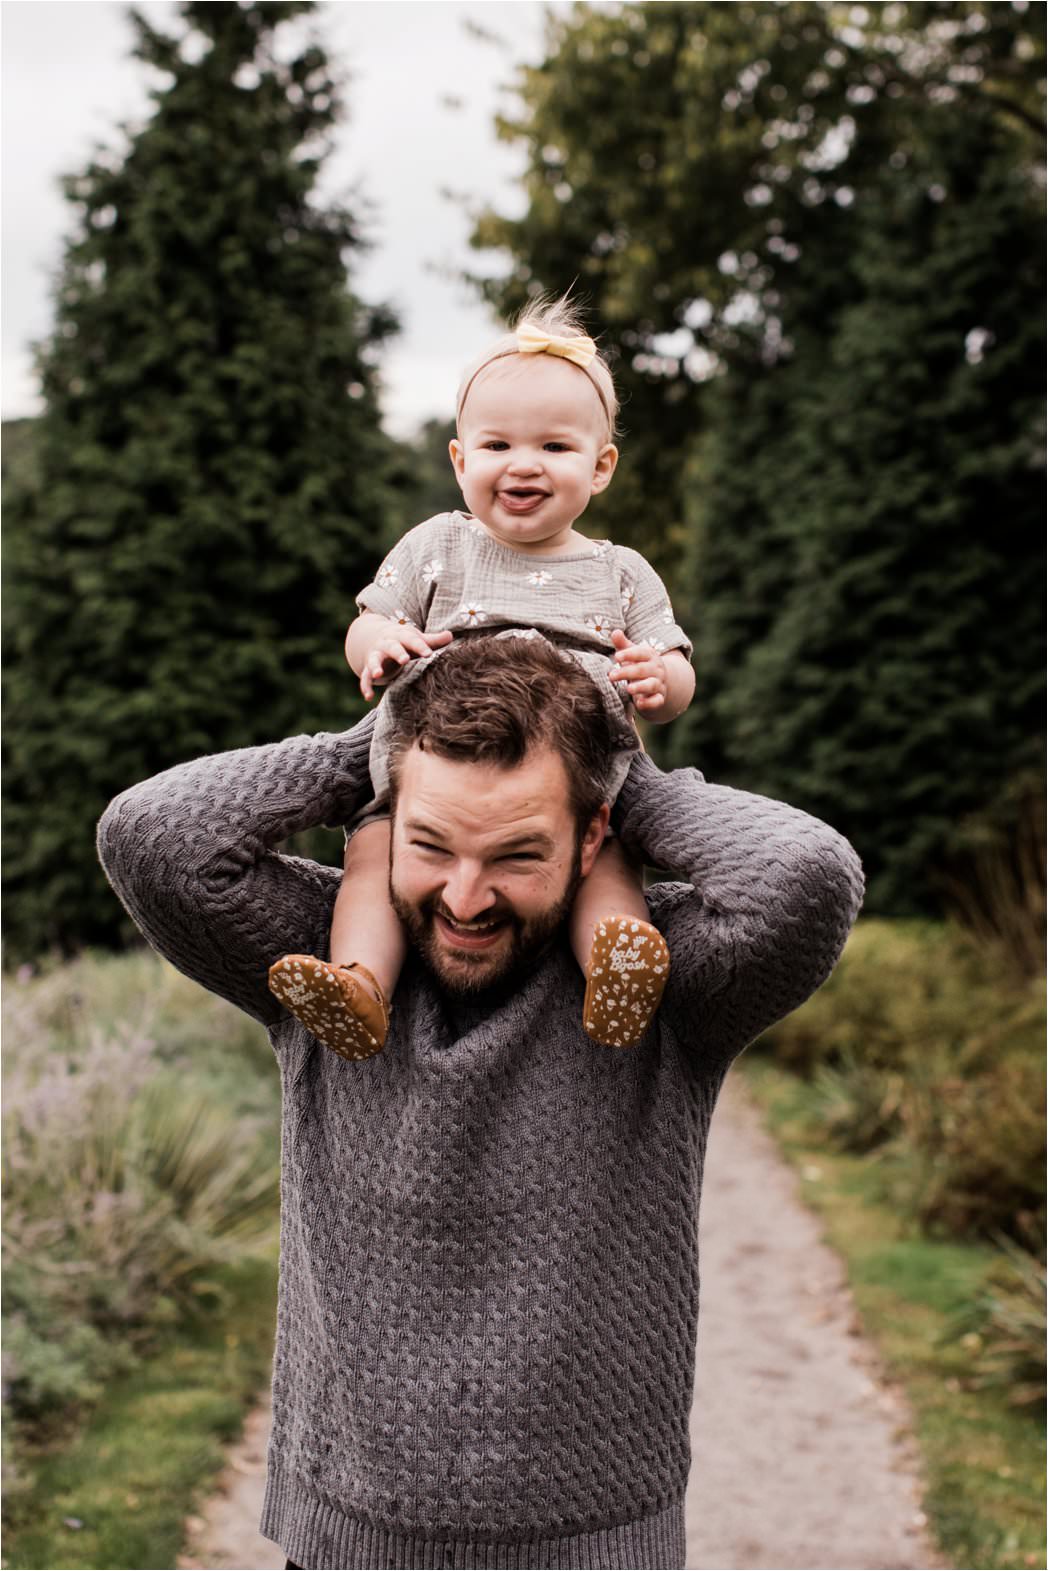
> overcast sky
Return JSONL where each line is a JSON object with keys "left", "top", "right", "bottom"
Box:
{"left": 2, "top": 0, "right": 566, "bottom": 436}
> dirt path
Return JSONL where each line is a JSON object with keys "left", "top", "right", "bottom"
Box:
{"left": 179, "top": 1076, "right": 941, "bottom": 1571}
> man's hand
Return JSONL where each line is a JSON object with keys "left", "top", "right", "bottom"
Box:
{"left": 608, "top": 629, "right": 696, "bottom": 722}
{"left": 357, "top": 623, "right": 453, "bottom": 702}
{"left": 608, "top": 629, "right": 669, "bottom": 713}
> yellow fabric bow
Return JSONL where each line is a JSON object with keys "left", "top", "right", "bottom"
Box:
{"left": 516, "top": 321, "right": 597, "bottom": 368}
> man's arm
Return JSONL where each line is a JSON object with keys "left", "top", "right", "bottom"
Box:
{"left": 614, "top": 754, "right": 864, "bottom": 1066}
{"left": 96, "top": 712, "right": 378, "bottom": 1026}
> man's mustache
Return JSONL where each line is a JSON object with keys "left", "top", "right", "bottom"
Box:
{"left": 429, "top": 899, "right": 515, "bottom": 926}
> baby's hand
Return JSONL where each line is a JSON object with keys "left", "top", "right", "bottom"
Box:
{"left": 360, "top": 625, "right": 453, "bottom": 701}
{"left": 608, "top": 629, "right": 668, "bottom": 713}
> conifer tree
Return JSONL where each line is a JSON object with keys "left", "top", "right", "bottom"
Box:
{"left": 670, "top": 108, "right": 1044, "bottom": 912}
{"left": 467, "top": 1, "right": 1044, "bottom": 912}
{"left": 3, "top": 1, "right": 397, "bottom": 955}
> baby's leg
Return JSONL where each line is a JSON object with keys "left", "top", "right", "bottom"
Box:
{"left": 572, "top": 838, "right": 670, "bottom": 1050}
{"left": 569, "top": 838, "right": 648, "bottom": 970}
{"left": 330, "top": 820, "right": 406, "bottom": 997}
{"left": 268, "top": 820, "right": 405, "bottom": 1062}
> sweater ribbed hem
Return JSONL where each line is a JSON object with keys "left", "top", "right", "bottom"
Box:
{"left": 261, "top": 1466, "right": 686, "bottom": 1570}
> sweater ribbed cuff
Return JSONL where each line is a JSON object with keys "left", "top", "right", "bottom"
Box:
{"left": 261, "top": 1465, "right": 686, "bottom": 1570}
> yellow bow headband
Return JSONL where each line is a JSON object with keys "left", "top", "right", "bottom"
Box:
{"left": 456, "top": 324, "right": 612, "bottom": 433}
{"left": 515, "top": 321, "right": 597, "bottom": 368}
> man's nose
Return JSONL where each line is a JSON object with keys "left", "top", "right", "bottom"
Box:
{"left": 441, "top": 861, "right": 496, "bottom": 920}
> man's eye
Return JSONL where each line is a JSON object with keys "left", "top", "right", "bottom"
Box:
{"left": 413, "top": 841, "right": 449, "bottom": 856}
{"left": 499, "top": 852, "right": 539, "bottom": 863}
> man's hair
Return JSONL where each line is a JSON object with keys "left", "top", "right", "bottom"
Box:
{"left": 387, "top": 636, "right": 618, "bottom": 832}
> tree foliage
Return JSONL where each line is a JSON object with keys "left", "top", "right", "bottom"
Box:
{"left": 468, "top": 0, "right": 1045, "bottom": 912}
{"left": 3, "top": 1, "right": 397, "bottom": 955}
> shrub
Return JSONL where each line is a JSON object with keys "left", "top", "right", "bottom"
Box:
{"left": 947, "top": 1233, "right": 1047, "bottom": 1410}
{"left": 809, "top": 1051, "right": 905, "bottom": 1154}
{"left": 894, "top": 1051, "right": 1046, "bottom": 1244}
{"left": 759, "top": 920, "right": 1046, "bottom": 1245}
{"left": 757, "top": 919, "right": 1000, "bottom": 1077}
{"left": 1, "top": 953, "right": 279, "bottom": 1433}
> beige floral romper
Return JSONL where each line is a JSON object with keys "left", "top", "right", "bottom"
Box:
{"left": 351, "top": 511, "right": 693, "bottom": 823}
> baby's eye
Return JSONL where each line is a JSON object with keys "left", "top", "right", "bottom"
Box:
{"left": 483, "top": 440, "right": 509, "bottom": 451}
{"left": 543, "top": 442, "right": 570, "bottom": 453}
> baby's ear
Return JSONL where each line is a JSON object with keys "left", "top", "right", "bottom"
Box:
{"left": 448, "top": 437, "right": 466, "bottom": 486}
{"left": 591, "top": 443, "right": 619, "bottom": 494}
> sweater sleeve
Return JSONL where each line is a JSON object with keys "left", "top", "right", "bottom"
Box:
{"left": 613, "top": 753, "right": 864, "bottom": 1067}
{"left": 96, "top": 712, "right": 378, "bottom": 1026}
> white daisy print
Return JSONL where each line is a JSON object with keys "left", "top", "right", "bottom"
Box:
{"left": 525, "top": 570, "right": 553, "bottom": 588}
{"left": 620, "top": 577, "right": 635, "bottom": 615}
{"left": 648, "top": 637, "right": 668, "bottom": 652}
{"left": 457, "top": 604, "right": 489, "bottom": 628}
{"left": 421, "top": 558, "right": 443, "bottom": 584}
{"left": 591, "top": 540, "right": 612, "bottom": 558}
{"left": 584, "top": 613, "right": 615, "bottom": 638}
{"left": 391, "top": 608, "right": 415, "bottom": 627}
{"left": 376, "top": 564, "right": 398, "bottom": 589}
{"left": 661, "top": 601, "right": 675, "bottom": 624}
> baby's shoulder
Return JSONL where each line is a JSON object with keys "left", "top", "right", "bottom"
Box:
{"left": 597, "top": 540, "right": 663, "bottom": 584}
{"left": 400, "top": 510, "right": 475, "bottom": 554}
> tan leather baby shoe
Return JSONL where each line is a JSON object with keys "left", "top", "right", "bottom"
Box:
{"left": 583, "top": 915, "right": 670, "bottom": 1049}
{"left": 267, "top": 956, "right": 389, "bottom": 1061}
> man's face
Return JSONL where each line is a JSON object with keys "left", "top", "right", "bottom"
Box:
{"left": 389, "top": 742, "right": 609, "bottom": 995}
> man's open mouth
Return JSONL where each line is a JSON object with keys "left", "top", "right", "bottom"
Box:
{"left": 434, "top": 910, "right": 510, "bottom": 951}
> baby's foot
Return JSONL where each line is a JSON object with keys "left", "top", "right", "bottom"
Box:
{"left": 267, "top": 956, "right": 389, "bottom": 1061}
{"left": 583, "top": 916, "right": 670, "bottom": 1049}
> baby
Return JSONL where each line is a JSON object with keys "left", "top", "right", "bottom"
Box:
{"left": 268, "top": 298, "right": 695, "bottom": 1057}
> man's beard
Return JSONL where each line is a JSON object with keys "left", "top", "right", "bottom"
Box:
{"left": 390, "top": 846, "right": 583, "bottom": 997}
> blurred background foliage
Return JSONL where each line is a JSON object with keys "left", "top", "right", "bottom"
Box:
{"left": 467, "top": 0, "right": 1045, "bottom": 916}
{"left": 2, "top": 0, "right": 1044, "bottom": 949}
{"left": 3, "top": 0, "right": 398, "bottom": 955}
{"left": 1, "top": 3, "right": 1044, "bottom": 1561}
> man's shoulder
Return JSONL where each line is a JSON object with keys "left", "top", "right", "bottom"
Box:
{"left": 645, "top": 879, "right": 692, "bottom": 914}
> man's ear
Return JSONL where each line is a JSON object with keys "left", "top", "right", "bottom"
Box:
{"left": 590, "top": 443, "right": 619, "bottom": 496}
{"left": 449, "top": 437, "right": 466, "bottom": 490}
{"left": 579, "top": 803, "right": 611, "bottom": 877}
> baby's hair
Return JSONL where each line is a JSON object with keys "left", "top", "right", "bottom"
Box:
{"left": 455, "top": 292, "right": 620, "bottom": 443}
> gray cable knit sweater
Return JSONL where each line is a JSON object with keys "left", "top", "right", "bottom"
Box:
{"left": 97, "top": 712, "right": 863, "bottom": 1571}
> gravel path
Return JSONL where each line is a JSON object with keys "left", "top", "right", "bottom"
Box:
{"left": 179, "top": 1075, "right": 942, "bottom": 1571}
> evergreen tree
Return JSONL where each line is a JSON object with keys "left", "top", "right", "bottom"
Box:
{"left": 3, "top": 1, "right": 397, "bottom": 956}
{"left": 387, "top": 417, "right": 462, "bottom": 540}
{"left": 467, "top": 1, "right": 1044, "bottom": 910}
{"left": 673, "top": 109, "right": 1045, "bottom": 911}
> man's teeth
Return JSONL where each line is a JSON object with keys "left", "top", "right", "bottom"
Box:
{"left": 444, "top": 916, "right": 500, "bottom": 931}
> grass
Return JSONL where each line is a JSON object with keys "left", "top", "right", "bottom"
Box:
{"left": 743, "top": 1055, "right": 1047, "bottom": 1571}
{"left": 2, "top": 1255, "right": 277, "bottom": 1571}
{"left": 2, "top": 949, "right": 282, "bottom": 1571}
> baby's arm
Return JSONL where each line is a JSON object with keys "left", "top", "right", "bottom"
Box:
{"left": 345, "top": 612, "right": 452, "bottom": 702}
{"left": 609, "top": 631, "right": 695, "bottom": 722}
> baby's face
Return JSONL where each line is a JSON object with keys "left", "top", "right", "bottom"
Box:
{"left": 449, "top": 355, "right": 618, "bottom": 554}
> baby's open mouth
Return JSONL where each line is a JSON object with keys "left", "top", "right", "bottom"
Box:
{"left": 499, "top": 488, "right": 547, "bottom": 512}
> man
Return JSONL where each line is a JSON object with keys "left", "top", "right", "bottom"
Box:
{"left": 98, "top": 635, "right": 863, "bottom": 1571}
